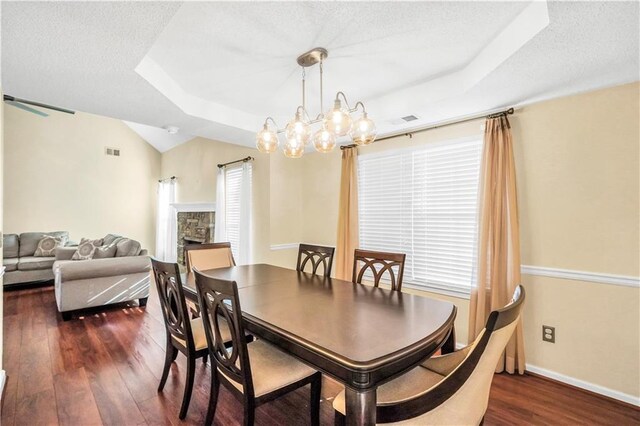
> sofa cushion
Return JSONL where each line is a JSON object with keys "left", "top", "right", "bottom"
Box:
{"left": 93, "top": 244, "right": 118, "bottom": 259}
{"left": 18, "top": 256, "right": 56, "bottom": 271}
{"left": 102, "top": 234, "right": 122, "bottom": 246}
{"left": 34, "top": 235, "right": 65, "bottom": 257}
{"left": 3, "top": 258, "right": 19, "bottom": 272}
{"left": 3, "top": 234, "right": 19, "bottom": 258}
{"left": 72, "top": 239, "right": 103, "bottom": 260}
{"left": 115, "top": 238, "right": 142, "bottom": 257}
{"left": 19, "top": 232, "right": 69, "bottom": 257}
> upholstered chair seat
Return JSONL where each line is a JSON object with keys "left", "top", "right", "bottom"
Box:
{"left": 171, "top": 317, "right": 231, "bottom": 351}
{"left": 333, "top": 339, "right": 478, "bottom": 415}
{"left": 221, "top": 339, "right": 318, "bottom": 397}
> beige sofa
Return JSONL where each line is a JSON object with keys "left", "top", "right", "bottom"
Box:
{"left": 2, "top": 231, "right": 75, "bottom": 286}
{"left": 54, "top": 242, "right": 151, "bottom": 320}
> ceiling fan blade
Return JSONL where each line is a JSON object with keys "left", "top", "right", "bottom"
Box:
{"left": 6, "top": 100, "right": 49, "bottom": 117}
{"left": 3, "top": 95, "right": 74, "bottom": 115}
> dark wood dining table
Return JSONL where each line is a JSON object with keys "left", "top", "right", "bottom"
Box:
{"left": 182, "top": 264, "right": 456, "bottom": 426}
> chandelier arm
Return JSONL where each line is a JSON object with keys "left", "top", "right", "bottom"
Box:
{"left": 335, "top": 91, "right": 352, "bottom": 110}
{"left": 351, "top": 101, "right": 367, "bottom": 114}
{"left": 296, "top": 105, "right": 313, "bottom": 123}
{"left": 264, "top": 117, "right": 279, "bottom": 128}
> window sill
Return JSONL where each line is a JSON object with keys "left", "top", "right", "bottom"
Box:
{"left": 402, "top": 282, "right": 471, "bottom": 300}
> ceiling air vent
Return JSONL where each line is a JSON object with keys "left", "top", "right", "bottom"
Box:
{"left": 105, "top": 147, "right": 121, "bottom": 157}
{"left": 390, "top": 115, "right": 420, "bottom": 125}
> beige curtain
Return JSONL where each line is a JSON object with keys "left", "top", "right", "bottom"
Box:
{"left": 468, "top": 115, "right": 525, "bottom": 374}
{"left": 335, "top": 147, "right": 359, "bottom": 280}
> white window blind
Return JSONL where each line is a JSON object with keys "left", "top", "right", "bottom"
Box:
{"left": 225, "top": 165, "right": 252, "bottom": 261}
{"left": 358, "top": 138, "right": 483, "bottom": 297}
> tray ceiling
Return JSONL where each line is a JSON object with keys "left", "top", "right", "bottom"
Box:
{"left": 1, "top": 1, "right": 638, "bottom": 152}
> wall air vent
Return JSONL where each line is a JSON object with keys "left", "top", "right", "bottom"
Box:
{"left": 105, "top": 147, "right": 121, "bottom": 157}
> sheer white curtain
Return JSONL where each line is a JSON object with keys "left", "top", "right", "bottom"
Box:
{"left": 237, "top": 162, "right": 252, "bottom": 265}
{"left": 215, "top": 163, "right": 252, "bottom": 264}
{"left": 155, "top": 179, "right": 176, "bottom": 261}
{"left": 214, "top": 167, "right": 227, "bottom": 242}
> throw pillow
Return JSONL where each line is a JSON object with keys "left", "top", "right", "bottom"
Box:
{"left": 93, "top": 243, "right": 118, "bottom": 259}
{"left": 33, "top": 235, "right": 63, "bottom": 257}
{"left": 71, "top": 238, "right": 103, "bottom": 260}
{"left": 115, "top": 238, "right": 142, "bottom": 257}
{"left": 102, "top": 234, "right": 122, "bottom": 246}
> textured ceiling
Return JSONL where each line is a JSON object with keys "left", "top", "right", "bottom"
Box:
{"left": 1, "top": 1, "right": 638, "bottom": 152}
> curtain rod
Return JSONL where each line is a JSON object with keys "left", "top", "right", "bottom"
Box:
{"left": 217, "top": 156, "right": 254, "bottom": 169}
{"left": 158, "top": 176, "right": 176, "bottom": 183}
{"left": 340, "top": 107, "right": 515, "bottom": 150}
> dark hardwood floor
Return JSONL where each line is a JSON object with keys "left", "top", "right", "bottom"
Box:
{"left": 2, "top": 284, "right": 639, "bottom": 425}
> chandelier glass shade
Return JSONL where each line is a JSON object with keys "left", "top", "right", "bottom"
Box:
{"left": 256, "top": 48, "right": 376, "bottom": 157}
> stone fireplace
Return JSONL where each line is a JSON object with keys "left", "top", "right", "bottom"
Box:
{"left": 171, "top": 203, "right": 216, "bottom": 266}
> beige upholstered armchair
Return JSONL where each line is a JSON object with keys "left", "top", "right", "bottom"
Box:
{"left": 333, "top": 285, "right": 526, "bottom": 425}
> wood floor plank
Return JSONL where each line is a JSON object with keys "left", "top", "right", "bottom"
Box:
{"left": 13, "top": 388, "right": 59, "bottom": 426}
{"left": 16, "top": 331, "right": 54, "bottom": 399}
{"left": 2, "top": 313, "right": 23, "bottom": 425}
{"left": 53, "top": 367, "right": 104, "bottom": 426}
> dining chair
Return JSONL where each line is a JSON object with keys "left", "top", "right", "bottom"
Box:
{"left": 184, "top": 242, "right": 236, "bottom": 317}
{"left": 151, "top": 258, "right": 233, "bottom": 420}
{"left": 333, "top": 285, "right": 526, "bottom": 425}
{"left": 296, "top": 243, "right": 336, "bottom": 277}
{"left": 352, "top": 249, "right": 407, "bottom": 291}
{"left": 184, "top": 242, "right": 236, "bottom": 274}
{"left": 194, "top": 269, "right": 322, "bottom": 426}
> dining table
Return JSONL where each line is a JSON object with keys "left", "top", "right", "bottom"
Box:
{"left": 182, "top": 263, "right": 456, "bottom": 426}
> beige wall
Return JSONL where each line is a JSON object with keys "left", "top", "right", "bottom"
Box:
{"left": 275, "top": 82, "right": 639, "bottom": 399}
{"left": 3, "top": 108, "right": 160, "bottom": 252}
{"left": 160, "top": 137, "right": 272, "bottom": 265}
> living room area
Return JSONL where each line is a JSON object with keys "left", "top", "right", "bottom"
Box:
{"left": 0, "top": 1, "right": 639, "bottom": 425}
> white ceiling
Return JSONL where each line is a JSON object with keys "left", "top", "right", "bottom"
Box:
{"left": 2, "top": 1, "right": 638, "bottom": 152}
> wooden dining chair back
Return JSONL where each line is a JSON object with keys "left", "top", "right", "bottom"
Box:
{"left": 185, "top": 242, "right": 236, "bottom": 275}
{"left": 333, "top": 285, "right": 526, "bottom": 425}
{"left": 296, "top": 244, "right": 335, "bottom": 277}
{"left": 195, "top": 271, "right": 254, "bottom": 395}
{"left": 151, "top": 258, "right": 209, "bottom": 419}
{"left": 194, "top": 269, "right": 322, "bottom": 426}
{"left": 352, "top": 249, "right": 407, "bottom": 291}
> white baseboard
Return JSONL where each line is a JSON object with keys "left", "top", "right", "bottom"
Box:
{"left": 0, "top": 370, "right": 5, "bottom": 401}
{"left": 525, "top": 363, "right": 640, "bottom": 407}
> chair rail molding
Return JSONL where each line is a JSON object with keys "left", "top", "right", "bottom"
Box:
{"left": 521, "top": 265, "right": 639, "bottom": 288}
{"left": 270, "top": 243, "right": 299, "bottom": 251}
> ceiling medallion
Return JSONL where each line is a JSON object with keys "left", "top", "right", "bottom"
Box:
{"left": 256, "top": 47, "right": 377, "bottom": 158}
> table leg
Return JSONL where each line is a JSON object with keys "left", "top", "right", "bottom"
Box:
{"left": 345, "top": 386, "right": 376, "bottom": 426}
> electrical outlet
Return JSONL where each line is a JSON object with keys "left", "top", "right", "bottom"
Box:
{"left": 542, "top": 325, "right": 555, "bottom": 343}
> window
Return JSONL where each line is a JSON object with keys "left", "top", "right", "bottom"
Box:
{"left": 224, "top": 164, "right": 252, "bottom": 263}
{"left": 358, "top": 138, "right": 482, "bottom": 297}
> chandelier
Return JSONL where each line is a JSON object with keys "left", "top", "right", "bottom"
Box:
{"left": 256, "top": 48, "right": 377, "bottom": 158}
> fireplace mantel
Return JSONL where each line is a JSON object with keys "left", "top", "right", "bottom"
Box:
{"left": 170, "top": 202, "right": 216, "bottom": 213}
